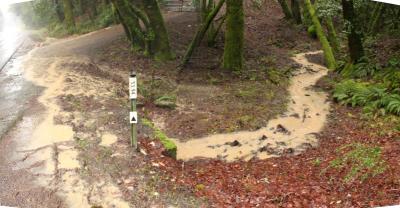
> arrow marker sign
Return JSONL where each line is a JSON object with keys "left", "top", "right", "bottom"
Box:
{"left": 130, "top": 112, "right": 138, "bottom": 124}
{"left": 372, "top": 0, "right": 400, "bottom": 5}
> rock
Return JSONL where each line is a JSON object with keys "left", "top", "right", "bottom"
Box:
{"left": 259, "top": 135, "right": 268, "bottom": 141}
{"left": 299, "top": 143, "right": 313, "bottom": 150}
{"left": 290, "top": 113, "right": 300, "bottom": 118}
{"left": 276, "top": 124, "right": 290, "bottom": 134}
{"left": 154, "top": 96, "right": 176, "bottom": 109}
{"left": 226, "top": 140, "right": 241, "bottom": 147}
{"left": 276, "top": 141, "right": 287, "bottom": 146}
{"left": 154, "top": 100, "right": 176, "bottom": 109}
{"left": 65, "top": 77, "right": 73, "bottom": 82}
{"left": 284, "top": 148, "right": 295, "bottom": 154}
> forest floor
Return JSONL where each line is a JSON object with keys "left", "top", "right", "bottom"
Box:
{"left": 0, "top": 1, "right": 399, "bottom": 208}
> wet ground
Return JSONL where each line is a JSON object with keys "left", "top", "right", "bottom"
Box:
{"left": 0, "top": 6, "right": 28, "bottom": 139}
{"left": 0, "top": 25, "right": 130, "bottom": 207}
{"left": 172, "top": 51, "right": 331, "bottom": 161}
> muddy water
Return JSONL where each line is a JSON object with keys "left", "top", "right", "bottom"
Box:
{"left": 9, "top": 52, "right": 129, "bottom": 207}
{"left": 172, "top": 51, "right": 330, "bottom": 161}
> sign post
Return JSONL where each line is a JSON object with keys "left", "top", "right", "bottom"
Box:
{"left": 129, "top": 72, "right": 138, "bottom": 150}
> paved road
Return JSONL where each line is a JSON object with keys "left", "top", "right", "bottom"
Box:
{"left": 0, "top": 8, "right": 25, "bottom": 71}
{"left": 0, "top": 8, "right": 30, "bottom": 139}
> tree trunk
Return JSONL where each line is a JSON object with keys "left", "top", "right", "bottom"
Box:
{"left": 223, "top": 0, "right": 244, "bottom": 71}
{"left": 62, "top": 0, "right": 75, "bottom": 30}
{"left": 111, "top": 0, "right": 146, "bottom": 50}
{"left": 342, "top": 0, "right": 364, "bottom": 63}
{"left": 181, "top": 0, "right": 225, "bottom": 66}
{"left": 207, "top": 0, "right": 217, "bottom": 46}
{"left": 368, "top": 2, "right": 385, "bottom": 35}
{"left": 325, "top": 17, "right": 340, "bottom": 56}
{"left": 53, "top": 0, "right": 65, "bottom": 22}
{"left": 291, "top": 0, "right": 302, "bottom": 24}
{"left": 278, "top": 0, "right": 292, "bottom": 19}
{"left": 304, "top": 0, "right": 336, "bottom": 69}
{"left": 142, "top": 0, "right": 173, "bottom": 60}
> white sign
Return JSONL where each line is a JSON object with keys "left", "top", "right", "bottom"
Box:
{"left": 129, "top": 76, "right": 137, "bottom": 99}
{"left": 130, "top": 112, "right": 138, "bottom": 124}
{"left": 372, "top": 0, "right": 400, "bottom": 5}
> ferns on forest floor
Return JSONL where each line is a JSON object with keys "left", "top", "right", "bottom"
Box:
{"left": 334, "top": 57, "right": 400, "bottom": 118}
{"left": 333, "top": 80, "right": 400, "bottom": 117}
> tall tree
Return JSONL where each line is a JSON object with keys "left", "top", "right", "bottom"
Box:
{"left": 291, "top": 0, "right": 302, "bottom": 24}
{"left": 62, "top": 0, "right": 75, "bottom": 30}
{"left": 181, "top": 0, "right": 225, "bottom": 66}
{"left": 53, "top": 0, "right": 64, "bottom": 22}
{"left": 278, "top": 0, "right": 293, "bottom": 19}
{"left": 325, "top": 17, "right": 340, "bottom": 56}
{"left": 142, "top": 0, "right": 173, "bottom": 60}
{"left": 305, "top": 0, "right": 336, "bottom": 69}
{"left": 342, "top": 0, "right": 364, "bottom": 63}
{"left": 223, "top": 0, "right": 244, "bottom": 71}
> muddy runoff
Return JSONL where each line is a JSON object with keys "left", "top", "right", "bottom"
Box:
{"left": 10, "top": 51, "right": 130, "bottom": 207}
{"left": 171, "top": 51, "right": 330, "bottom": 161}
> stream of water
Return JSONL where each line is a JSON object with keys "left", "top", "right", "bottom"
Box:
{"left": 172, "top": 51, "right": 331, "bottom": 161}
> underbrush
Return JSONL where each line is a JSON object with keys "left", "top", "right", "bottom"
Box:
{"left": 325, "top": 143, "right": 387, "bottom": 183}
{"left": 334, "top": 57, "right": 400, "bottom": 118}
{"left": 48, "top": 6, "right": 115, "bottom": 37}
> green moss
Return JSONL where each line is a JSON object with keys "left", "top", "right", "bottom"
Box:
{"left": 307, "top": 25, "right": 317, "bottom": 38}
{"left": 142, "top": 118, "right": 177, "bottom": 159}
{"left": 304, "top": 0, "right": 336, "bottom": 70}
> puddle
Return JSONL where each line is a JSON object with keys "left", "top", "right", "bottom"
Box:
{"left": 100, "top": 133, "right": 118, "bottom": 147}
{"left": 58, "top": 149, "right": 80, "bottom": 169}
{"left": 8, "top": 50, "right": 130, "bottom": 207}
{"left": 171, "top": 51, "right": 331, "bottom": 161}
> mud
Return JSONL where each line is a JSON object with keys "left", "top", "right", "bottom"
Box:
{"left": 172, "top": 51, "right": 330, "bottom": 161}
{"left": 7, "top": 49, "right": 130, "bottom": 207}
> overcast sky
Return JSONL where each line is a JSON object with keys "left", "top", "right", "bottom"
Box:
{"left": 373, "top": 0, "right": 400, "bottom": 5}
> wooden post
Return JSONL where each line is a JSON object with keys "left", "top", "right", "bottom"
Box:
{"left": 129, "top": 72, "right": 138, "bottom": 150}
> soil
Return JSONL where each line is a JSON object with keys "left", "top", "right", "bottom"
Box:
{"left": 1, "top": 0, "right": 399, "bottom": 207}
{"left": 95, "top": 2, "right": 319, "bottom": 139}
{"left": 141, "top": 84, "right": 400, "bottom": 207}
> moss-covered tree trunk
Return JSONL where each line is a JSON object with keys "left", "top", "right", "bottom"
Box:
{"left": 111, "top": 0, "right": 145, "bottom": 50}
{"left": 291, "top": 0, "right": 302, "bottom": 24}
{"left": 142, "top": 0, "right": 173, "bottom": 60}
{"left": 304, "top": 0, "right": 336, "bottom": 69}
{"left": 325, "top": 17, "right": 340, "bottom": 56}
{"left": 278, "top": 0, "right": 292, "bottom": 19}
{"left": 62, "top": 0, "right": 75, "bottom": 30}
{"left": 206, "top": 0, "right": 217, "bottom": 46}
{"left": 223, "top": 0, "right": 244, "bottom": 71}
{"left": 181, "top": 0, "right": 225, "bottom": 66}
{"left": 342, "top": 0, "right": 364, "bottom": 63}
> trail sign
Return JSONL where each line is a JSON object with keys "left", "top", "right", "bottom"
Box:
{"left": 130, "top": 112, "right": 138, "bottom": 124}
{"left": 130, "top": 72, "right": 138, "bottom": 150}
{"left": 129, "top": 74, "right": 137, "bottom": 99}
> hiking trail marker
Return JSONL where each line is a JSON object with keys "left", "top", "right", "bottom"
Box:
{"left": 130, "top": 72, "right": 138, "bottom": 150}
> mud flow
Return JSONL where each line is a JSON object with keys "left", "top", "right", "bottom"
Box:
{"left": 8, "top": 51, "right": 130, "bottom": 207}
{"left": 172, "top": 51, "right": 330, "bottom": 161}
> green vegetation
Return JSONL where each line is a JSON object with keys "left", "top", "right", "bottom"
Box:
{"left": 12, "top": 0, "right": 116, "bottom": 37}
{"left": 334, "top": 57, "right": 400, "bottom": 117}
{"left": 327, "top": 143, "right": 386, "bottom": 183}
{"left": 142, "top": 118, "right": 177, "bottom": 159}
